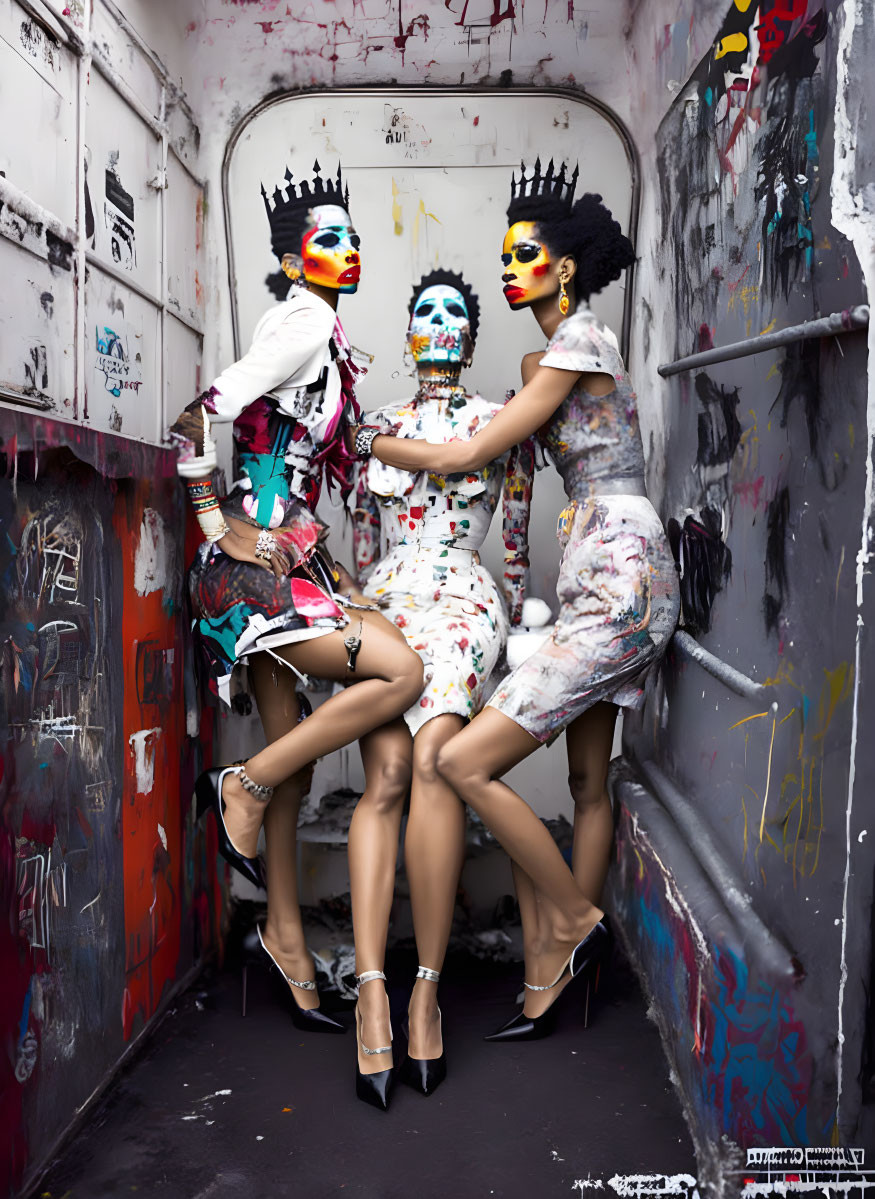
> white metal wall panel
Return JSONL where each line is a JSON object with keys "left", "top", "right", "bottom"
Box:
{"left": 163, "top": 312, "right": 202, "bottom": 435}
{"left": 0, "top": 237, "right": 75, "bottom": 409}
{"left": 166, "top": 150, "right": 204, "bottom": 330}
{"left": 84, "top": 264, "right": 160, "bottom": 441}
{"left": 0, "top": 2, "right": 77, "bottom": 229}
{"left": 85, "top": 68, "right": 162, "bottom": 299}
{"left": 91, "top": 0, "right": 163, "bottom": 123}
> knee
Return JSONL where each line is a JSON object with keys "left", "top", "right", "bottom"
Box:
{"left": 362, "top": 754, "right": 411, "bottom": 813}
{"left": 435, "top": 741, "right": 478, "bottom": 796}
{"left": 395, "top": 650, "right": 425, "bottom": 704}
{"left": 568, "top": 769, "right": 607, "bottom": 813}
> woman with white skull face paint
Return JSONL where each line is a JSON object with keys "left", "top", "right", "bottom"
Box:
{"left": 168, "top": 162, "right": 423, "bottom": 1042}
{"left": 345, "top": 269, "right": 534, "bottom": 1104}
{"left": 355, "top": 164, "right": 679, "bottom": 1045}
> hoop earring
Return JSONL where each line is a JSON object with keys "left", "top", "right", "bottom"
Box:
{"left": 558, "top": 275, "right": 570, "bottom": 317}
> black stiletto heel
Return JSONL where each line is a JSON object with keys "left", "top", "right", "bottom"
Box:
{"left": 195, "top": 766, "right": 270, "bottom": 889}
{"left": 243, "top": 926, "right": 346, "bottom": 1033}
{"left": 484, "top": 917, "right": 612, "bottom": 1043}
{"left": 399, "top": 966, "right": 447, "bottom": 1097}
{"left": 355, "top": 971, "right": 394, "bottom": 1111}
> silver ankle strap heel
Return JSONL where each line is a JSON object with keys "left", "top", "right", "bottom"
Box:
{"left": 415, "top": 966, "right": 440, "bottom": 983}
{"left": 356, "top": 970, "right": 387, "bottom": 989}
{"left": 355, "top": 970, "right": 392, "bottom": 1055}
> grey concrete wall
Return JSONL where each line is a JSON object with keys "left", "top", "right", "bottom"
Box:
{"left": 612, "top": 0, "right": 875, "bottom": 1186}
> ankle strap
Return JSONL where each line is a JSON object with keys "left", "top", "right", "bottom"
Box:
{"left": 415, "top": 966, "right": 440, "bottom": 983}
{"left": 237, "top": 765, "right": 273, "bottom": 802}
{"left": 355, "top": 970, "right": 386, "bottom": 988}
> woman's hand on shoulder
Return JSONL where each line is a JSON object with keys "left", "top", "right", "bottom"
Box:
{"left": 216, "top": 514, "right": 293, "bottom": 580}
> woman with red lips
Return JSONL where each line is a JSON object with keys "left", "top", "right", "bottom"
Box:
{"left": 354, "top": 160, "right": 679, "bottom": 1042}
{"left": 169, "top": 162, "right": 423, "bottom": 1035}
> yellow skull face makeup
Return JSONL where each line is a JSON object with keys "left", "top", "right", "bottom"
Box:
{"left": 501, "top": 221, "right": 555, "bottom": 309}
{"left": 301, "top": 204, "right": 361, "bottom": 292}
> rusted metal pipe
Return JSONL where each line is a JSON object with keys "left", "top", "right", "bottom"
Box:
{"left": 658, "top": 304, "right": 869, "bottom": 377}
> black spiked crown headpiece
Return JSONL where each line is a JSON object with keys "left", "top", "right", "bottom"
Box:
{"left": 261, "top": 160, "right": 351, "bottom": 259}
{"left": 509, "top": 157, "right": 579, "bottom": 211}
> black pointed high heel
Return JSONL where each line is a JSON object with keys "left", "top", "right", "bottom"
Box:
{"left": 355, "top": 970, "right": 394, "bottom": 1111}
{"left": 484, "top": 917, "right": 612, "bottom": 1043}
{"left": 399, "top": 966, "right": 447, "bottom": 1096}
{"left": 195, "top": 765, "right": 271, "bottom": 889}
{"left": 241, "top": 926, "right": 345, "bottom": 1034}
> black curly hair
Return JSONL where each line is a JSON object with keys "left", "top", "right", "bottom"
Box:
{"left": 407, "top": 268, "right": 481, "bottom": 345}
{"left": 506, "top": 190, "right": 635, "bottom": 301}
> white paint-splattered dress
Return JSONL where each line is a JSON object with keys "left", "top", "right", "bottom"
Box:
{"left": 353, "top": 387, "right": 533, "bottom": 737}
{"left": 487, "top": 309, "right": 680, "bottom": 743}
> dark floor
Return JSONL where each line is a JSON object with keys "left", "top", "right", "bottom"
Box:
{"left": 38, "top": 947, "right": 696, "bottom": 1199}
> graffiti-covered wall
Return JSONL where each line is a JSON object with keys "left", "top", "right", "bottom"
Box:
{"left": 0, "top": 2, "right": 229, "bottom": 1194}
{"left": 0, "top": 415, "right": 227, "bottom": 1197}
{"left": 614, "top": 0, "right": 875, "bottom": 1185}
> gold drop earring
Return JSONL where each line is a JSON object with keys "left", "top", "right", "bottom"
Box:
{"left": 282, "top": 261, "right": 301, "bottom": 282}
{"left": 558, "top": 272, "right": 570, "bottom": 317}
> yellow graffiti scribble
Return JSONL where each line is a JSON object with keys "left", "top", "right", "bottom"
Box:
{"left": 760, "top": 660, "right": 853, "bottom": 879}
{"left": 759, "top": 710, "right": 778, "bottom": 843}
{"left": 412, "top": 197, "right": 440, "bottom": 247}
{"left": 760, "top": 318, "right": 777, "bottom": 335}
{"left": 633, "top": 847, "right": 645, "bottom": 881}
{"left": 715, "top": 32, "right": 748, "bottom": 59}
{"left": 849, "top": 423, "right": 855, "bottom": 451}
{"left": 391, "top": 178, "right": 403, "bottom": 237}
{"left": 765, "top": 362, "right": 780, "bottom": 381}
{"left": 728, "top": 282, "right": 760, "bottom": 318}
{"left": 730, "top": 711, "right": 769, "bottom": 730}
{"left": 814, "top": 662, "right": 853, "bottom": 743}
{"left": 734, "top": 0, "right": 755, "bottom": 10}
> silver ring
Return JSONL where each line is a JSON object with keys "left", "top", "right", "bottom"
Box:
{"left": 255, "top": 530, "right": 278, "bottom": 559}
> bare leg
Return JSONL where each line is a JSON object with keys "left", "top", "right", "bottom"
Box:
{"left": 507, "top": 705, "right": 618, "bottom": 1017}
{"left": 220, "top": 609, "right": 423, "bottom": 857}
{"left": 568, "top": 703, "right": 618, "bottom": 903}
{"left": 405, "top": 714, "right": 466, "bottom": 1060}
{"left": 436, "top": 708, "right": 603, "bottom": 991}
{"left": 351, "top": 720, "right": 412, "bottom": 1076}
{"left": 247, "top": 652, "right": 319, "bottom": 1010}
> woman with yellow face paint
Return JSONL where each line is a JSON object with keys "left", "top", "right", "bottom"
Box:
{"left": 354, "top": 160, "right": 680, "bottom": 1042}
{"left": 168, "top": 161, "right": 423, "bottom": 1038}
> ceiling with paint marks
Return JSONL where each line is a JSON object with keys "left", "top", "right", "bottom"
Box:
{"left": 120, "top": 0, "right": 636, "bottom": 134}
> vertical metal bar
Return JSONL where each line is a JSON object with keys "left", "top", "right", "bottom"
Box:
{"left": 74, "top": 16, "right": 91, "bottom": 422}
{"left": 159, "top": 82, "right": 168, "bottom": 446}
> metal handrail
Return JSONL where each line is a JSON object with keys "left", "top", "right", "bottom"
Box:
{"left": 658, "top": 304, "right": 869, "bottom": 378}
{"left": 672, "top": 630, "right": 777, "bottom": 706}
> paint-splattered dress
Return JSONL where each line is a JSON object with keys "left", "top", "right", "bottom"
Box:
{"left": 170, "top": 290, "right": 364, "bottom": 705}
{"left": 353, "top": 387, "right": 533, "bottom": 736}
{"left": 487, "top": 309, "right": 680, "bottom": 742}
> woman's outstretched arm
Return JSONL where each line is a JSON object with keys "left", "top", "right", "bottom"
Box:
{"left": 367, "top": 364, "right": 582, "bottom": 475}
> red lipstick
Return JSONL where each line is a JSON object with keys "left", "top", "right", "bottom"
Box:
{"left": 503, "top": 285, "right": 525, "bottom": 304}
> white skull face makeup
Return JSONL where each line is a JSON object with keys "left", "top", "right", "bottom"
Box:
{"left": 407, "top": 285, "right": 471, "bottom": 364}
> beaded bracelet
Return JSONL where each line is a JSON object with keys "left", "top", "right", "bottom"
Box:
{"left": 186, "top": 479, "right": 229, "bottom": 543}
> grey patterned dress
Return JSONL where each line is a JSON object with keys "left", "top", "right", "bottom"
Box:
{"left": 487, "top": 308, "right": 680, "bottom": 743}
